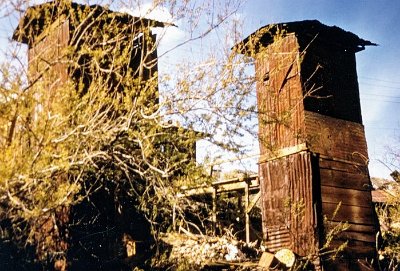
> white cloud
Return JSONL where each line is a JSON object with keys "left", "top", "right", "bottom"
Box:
{"left": 120, "top": 2, "right": 186, "bottom": 51}
{"left": 121, "top": 2, "right": 174, "bottom": 24}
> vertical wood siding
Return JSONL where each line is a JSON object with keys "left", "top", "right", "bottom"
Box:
{"left": 28, "top": 18, "right": 70, "bottom": 122}
{"left": 255, "top": 34, "right": 305, "bottom": 157}
{"left": 28, "top": 17, "right": 69, "bottom": 86}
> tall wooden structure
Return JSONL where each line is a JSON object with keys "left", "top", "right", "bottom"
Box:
{"left": 236, "top": 20, "right": 379, "bottom": 270}
{"left": 13, "top": 0, "right": 164, "bottom": 113}
{"left": 12, "top": 1, "right": 168, "bottom": 268}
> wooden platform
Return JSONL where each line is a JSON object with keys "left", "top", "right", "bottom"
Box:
{"left": 177, "top": 175, "right": 261, "bottom": 244}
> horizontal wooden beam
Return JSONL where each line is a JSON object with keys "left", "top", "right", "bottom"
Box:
{"left": 177, "top": 175, "right": 259, "bottom": 197}
{"left": 259, "top": 143, "right": 308, "bottom": 163}
{"left": 319, "top": 154, "right": 368, "bottom": 167}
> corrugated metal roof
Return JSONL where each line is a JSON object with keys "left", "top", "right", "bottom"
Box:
{"left": 13, "top": 1, "right": 169, "bottom": 45}
{"left": 371, "top": 189, "right": 392, "bottom": 203}
{"left": 234, "top": 20, "right": 376, "bottom": 55}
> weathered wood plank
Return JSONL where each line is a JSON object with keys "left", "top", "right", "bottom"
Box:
{"left": 322, "top": 202, "right": 375, "bottom": 225}
{"left": 318, "top": 156, "right": 368, "bottom": 174}
{"left": 336, "top": 231, "right": 376, "bottom": 243}
{"left": 329, "top": 222, "right": 376, "bottom": 234}
{"left": 329, "top": 239, "right": 376, "bottom": 257}
{"left": 259, "top": 143, "right": 307, "bottom": 163}
{"left": 216, "top": 180, "right": 258, "bottom": 193}
{"left": 246, "top": 191, "right": 261, "bottom": 214}
{"left": 178, "top": 175, "right": 259, "bottom": 197}
{"left": 320, "top": 168, "right": 371, "bottom": 191}
{"left": 321, "top": 186, "right": 373, "bottom": 208}
{"left": 305, "top": 111, "right": 368, "bottom": 164}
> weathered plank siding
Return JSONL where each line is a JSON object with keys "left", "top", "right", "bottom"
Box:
{"left": 305, "top": 111, "right": 368, "bottom": 164}
{"left": 28, "top": 17, "right": 70, "bottom": 120}
{"left": 28, "top": 17, "right": 69, "bottom": 80}
{"left": 318, "top": 157, "right": 378, "bottom": 259}
{"left": 304, "top": 111, "right": 378, "bottom": 260}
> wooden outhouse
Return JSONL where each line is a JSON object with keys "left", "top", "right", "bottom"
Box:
{"left": 235, "top": 20, "right": 379, "bottom": 270}
{"left": 13, "top": 1, "right": 165, "bottom": 110}
{"left": 12, "top": 1, "right": 168, "bottom": 268}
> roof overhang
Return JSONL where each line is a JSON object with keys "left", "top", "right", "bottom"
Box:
{"left": 13, "top": 1, "right": 170, "bottom": 45}
{"left": 233, "top": 20, "right": 376, "bottom": 56}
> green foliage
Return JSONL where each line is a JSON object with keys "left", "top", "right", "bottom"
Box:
{"left": 0, "top": 0, "right": 255, "bottom": 268}
{"left": 375, "top": 176, "right": 400, "bottom": 270}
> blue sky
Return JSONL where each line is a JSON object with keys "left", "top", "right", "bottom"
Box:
{"left": 239, "top": 0, "right": 400, "bottom": 178}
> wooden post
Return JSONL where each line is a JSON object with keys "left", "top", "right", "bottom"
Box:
{"left": 172, "top": 202, "right": 176, "bottom": 232}
{"left": 212, "top": 187, "right": 217, "bottom": 235}
{"left": 245, "top": 180, "right": 250, "bottom": 244}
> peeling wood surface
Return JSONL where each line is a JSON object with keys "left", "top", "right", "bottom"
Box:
{"left": 305, "top": 111, "right": 369, "bottom": 164}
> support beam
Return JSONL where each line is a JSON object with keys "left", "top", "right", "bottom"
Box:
{"left": 246, "top": 191, "right": 261, "bottom": 214}
{"left": 212, "top": 187, "right": 217, "bottom": 236}
{"left": 245, "top": 181, "right": 250, "bottom": 244}
{"left": 172, "top": 203, "right": 176, "bottom": 231}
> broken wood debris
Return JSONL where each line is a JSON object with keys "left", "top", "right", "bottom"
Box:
{"left": 158, "top": 231, "right": 302, "bottom": 270}
{"left": 160, "top": 232, "right": 260, "bottom": 269}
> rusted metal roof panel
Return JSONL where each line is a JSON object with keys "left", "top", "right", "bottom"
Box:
{"left": 259, "top": 151, "right": 317, "bottom": 256}
{"left": 13, "top": 1, "right": 168, "bottom": 45}
{"left": 371, "top": 189, "right": 392, "bottom": 203}
{"left": 234, "top": 20, "right": 376, "bottom": 56}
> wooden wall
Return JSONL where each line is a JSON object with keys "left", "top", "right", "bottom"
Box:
{"left": 27, "top": 16, "right": 70, "bottom": 122}
{"left": 319, "top": 158, "right": 377, "bottom": 255}
{"left": 305, "top": 111, "right": 378, "bottom": 263}
{"left": 304, "top": 111, "right": 368, "bottom": 163}
{"left": 254, "top": 29, "right": 379, "bottom": 268}
{"left": 28, "top": 16, "right": 69, "bottom": 81}
{"left": 255, "top": 34, "right": 306, "bottom": 157}
{"left": 299, "top": 39, "right": 363, "bottom": 124}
